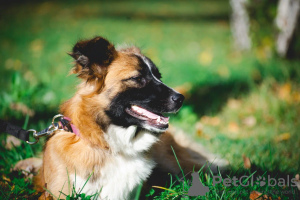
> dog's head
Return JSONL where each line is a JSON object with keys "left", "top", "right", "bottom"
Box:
{"left": 69, "top": 36, "right": 184, "bottom": 133}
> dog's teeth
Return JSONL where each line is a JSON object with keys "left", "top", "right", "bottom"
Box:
{"left": 132, "top": 106, "right": 141, "bottom": 113}
{"left": 132, "top": 105, "right": 138, "bottom": 110}
{"left": 156, "top": 117, "right": 161, "bottom": 123}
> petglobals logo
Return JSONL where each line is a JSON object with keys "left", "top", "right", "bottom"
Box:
{"left": 184, "top": 173, "right": 298, "bottom": 197}
{"left": 212, "top": 175, "right": 298, "bottom": 187}
{"left": 186, "top": 172, "right": 210, "bottom": 196}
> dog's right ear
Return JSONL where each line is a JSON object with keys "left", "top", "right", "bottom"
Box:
{"left": 69, "top": 37, "right": 117, "bottom": 81}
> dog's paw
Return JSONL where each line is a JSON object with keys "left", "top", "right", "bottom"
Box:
{"left": 13, "top": 157, "right": 42, "bottom": 178}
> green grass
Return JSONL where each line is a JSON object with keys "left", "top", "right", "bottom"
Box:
{"left": 0, "top": 0, "right": 299, "bottom": 199}
{"left": 142, "top": 145, "right": 299, "bottom": 200}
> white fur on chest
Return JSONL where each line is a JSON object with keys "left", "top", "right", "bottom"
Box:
{"left": 72, "top": 125, "right": 158, "bottom": 200}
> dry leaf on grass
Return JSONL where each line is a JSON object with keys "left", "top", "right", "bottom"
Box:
{"left": 242, "top": 154, "right": 251, "bottom": 169}
{"left": 4, "top": 135, "right": 21, "bottom": 150}
{"left": 217, "top": 65, "right": 230, "bottom": 78}
{"left": 276, "top": 82, "right": 300, "bottom": 103}
{"left": 195, "top": 122, "right": 204, "bottom": 137}
{"left": 278, "top": 83, "right": 291, "bottom": 102}
{"left": 10, "top": 102, "right": 35, "bottom": 117}
{"left": 292, "top": 91, "right": 300, "bottom": 103}
{"left": 195, "top": 122, "right": 210, "bottom": 139}
{"left": 228, "top": 121, "right": 239, "bottom": 133}
{"left": 243, "top": 116, "right": 257, "bottom": 127}
{"left": 249, "top": 191, "right": 273, "bottom": 200}
{"left": 264, "top": 115, "right": 274, "bottom": 124}
{"left": 275, "top": 133, "right": 291, "bottom": 143}
{"left": 2, "top": 175, "right": 11, "bottom": 182}
{"left": 198, "top": 51, "right": 213, "bottom": 66}
{"left": 201, "top": 116, "right": 220, "bottom": 126}
{"left": 227, "top": 98, "right": 241, "bottom": 109}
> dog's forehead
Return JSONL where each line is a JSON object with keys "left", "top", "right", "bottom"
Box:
{"left": 108, "top": 50, "right": 160, "bottom": 79}
{"left": 108, "top": 52, "right": 141, "bottom": 77}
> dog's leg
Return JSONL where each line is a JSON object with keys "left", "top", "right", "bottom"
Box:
{"left": 147, "top": 130, "right": 228, "bottom": 188}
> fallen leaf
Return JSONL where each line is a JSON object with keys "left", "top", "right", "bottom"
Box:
{"left": 198, "top": 51, "right": 213, "bottom": 66}
{"left": 201, "top": 116, "right": 220, "bottom": 126}
{"left": 2, "top": 175, "right": 11, "bottom": 182}
{"left": 243, "top": 116, "right": 257, "bottom": 128}
{"left": 249, "top": 191, "right": 262, "bottom": 200}
{"left": 194, "top": 122, "right": 210, "bottom": 139}
{"left": 30, "top": 39, "right": 44, "bottom": 52}
{"left": 217, "top": 65, "right": 230, "bottom": 78}
{"left": 10, "top": 102, "right": 35, "bottom": 117}
{"left": 0, "top": 181, "right": 7, "bottom": 189}
{"left": 242, "top": 154, "right": 251, "bottom": 169}
{"left": 275, "top": 133, "right": 291, "bottom": 143}
{"left": 249, "top": 191, "right": 272, "bottom": 200}
{"left": 264, "top": 115, "right": 274, "bottom": 124}
{"left": 228, "top": 122, "right": 239, "bottom": 133}
{"left": 278, "top": 83, "right": 291, "bottom": 102}
{"left": 292, "top": 91, "right": 300, "bottom": 103}
{"left": 24, "top": 70, "right": 37, "bottom": 85}
{"left": 4, "top": 135, "right": 21, "bottom": 150}
{"left": 5, "top": 59, "right": 23, "bottom": 70}
{"left": 195, "top": 122, "right": 204, "bottom": 137}
{"left": 227, "top": 99, "right": 241, "bottom": 109}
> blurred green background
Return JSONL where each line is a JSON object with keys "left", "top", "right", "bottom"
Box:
{"left": 0, "top": 0, "right": 299, "bottom": 199}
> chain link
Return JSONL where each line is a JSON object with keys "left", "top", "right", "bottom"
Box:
{"left": 26, "top": 114, "right": 64, "bottom": 145}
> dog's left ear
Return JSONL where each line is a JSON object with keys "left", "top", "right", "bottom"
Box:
{"left": 69, "top": 36, "right": 117, "bottom": 81}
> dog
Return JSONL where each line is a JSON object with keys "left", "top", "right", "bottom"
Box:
{"left": 29, "top": 36, "right": 226, "bottom": 199}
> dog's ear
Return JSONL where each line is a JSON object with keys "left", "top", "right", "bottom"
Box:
{"left": 69, "top": 36, "right": 117, "bottom": 81}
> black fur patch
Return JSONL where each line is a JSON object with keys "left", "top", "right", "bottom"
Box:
{"left": 70, "top": 36, "right": 117, "bottom": 68}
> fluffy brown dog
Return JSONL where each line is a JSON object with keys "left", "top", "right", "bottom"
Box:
{"left": 32, "top": 36, "right": 225, "bottom": 199}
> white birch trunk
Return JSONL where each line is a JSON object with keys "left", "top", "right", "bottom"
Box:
{"left": 275, "top": 0, "right": 300, "bottom": 57}
{"left": 230, "top": 0, "right": 252, "bottom": 51}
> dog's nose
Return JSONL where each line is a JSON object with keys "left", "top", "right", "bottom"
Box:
{"left": 171, "top": 93, "right": 184, "bottom": 104}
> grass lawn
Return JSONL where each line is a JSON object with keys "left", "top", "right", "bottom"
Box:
{"left": 0, "top": 0, "right": 299, "bottom": 199}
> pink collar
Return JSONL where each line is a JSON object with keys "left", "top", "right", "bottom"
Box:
{"left": 59, "top": 116, "right": 81, "bottom": 137}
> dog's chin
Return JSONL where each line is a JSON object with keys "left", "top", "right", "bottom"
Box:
{"left": 125, "top": 105, "right": 169, "bottom": 133}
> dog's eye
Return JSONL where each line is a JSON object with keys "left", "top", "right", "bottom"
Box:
{"left": 131, "top": 76, "right": 146, "bottom": 87}
{"left": 132, "top": 76, "right": 142, "bottom": 82}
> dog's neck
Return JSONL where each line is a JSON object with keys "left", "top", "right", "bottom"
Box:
{"left": 104, "top": 125, "right": 159, "bottom": 156}
{"left": 60, "top": 95, "right": 109, "bottom": 149}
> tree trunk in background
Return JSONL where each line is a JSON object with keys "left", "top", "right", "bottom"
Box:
{"left": 275, "top": 0, "right": 300, "bottom": 57}
{"left": 230, "top": 0, "right": 252, "bottom": 51}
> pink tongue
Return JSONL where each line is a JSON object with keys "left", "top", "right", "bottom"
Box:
{"left": 132, "top": 106, "right": 169, "bottom": 122}
{"left": 142, "top": 109, "right": 159, "bottom": 119}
